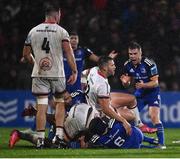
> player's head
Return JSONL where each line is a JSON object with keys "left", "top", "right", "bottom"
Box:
{"left": 128, "top": 41, "right": 142, "bottom": 65}
{"left": 45, "top": 4, "right": 61, "bottom": 24}
{"left": 98, "top": 56, "right": 116, "bottom": 77}
{"left": 84, "top": 117, "right": 108, "bottom": 142}
{"left": 88, "top": 117, "right": 108, "bottom": 135}
{"left": 69, "top": 32, "right": 79, "bottom": 50}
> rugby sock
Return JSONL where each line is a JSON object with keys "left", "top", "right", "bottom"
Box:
{"left": 55, "top": 127, "right": 63, "bottom": 139}
{"left": 155, "top": 123, "right": 165, "bottom": 145}
{"left": 48, "top": 124, "right": 55, "bottom": 140}
{"left": 133, "top": 107, "right": 143, "bottom": 126}
{"left": 19, "top": 131, "right": 37, "bottom": 145}
{"left": 37, "top": 130, "right": 45, "bottom": 139}
{"left": 143, "top": 135, "right": 158, "bottom": 144}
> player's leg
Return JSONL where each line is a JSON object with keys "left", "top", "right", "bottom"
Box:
{"left": 136, "top": 98, "right": 157, "bottom": 133}
{"left": 115, "top": 107, "right": 135, "bottom": 122}
{"left": 9, "top": 129, "right": 38, "bottom": 148}
{"left": 52, "top": 92, "right": 66, "bottom": 147}
{"left": 111, "top": 92, "right": 142, "bottom": 124}
{"left": 36, "top": 96, "right": 48, "bottom": 148}
{"left": 51, "top": 78, "right": 69, "bottom": 148}
{"left": 149, "top": 106, "right": 166, "bottom": 149}
{"left": 32, "top": 78, "right": 50, "bottom": 148}
{"left": 110, "top": 92, "right": 137, "bottom": 109}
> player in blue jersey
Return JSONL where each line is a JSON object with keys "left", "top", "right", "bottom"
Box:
{"left": 120, "top": 41, "right": 166, "bottom": 149}
{"left": 84, "top": 117, "right": 159, "bottom": 149}
{"left": 63, "top": 32, "right": 117, "bottom": 105}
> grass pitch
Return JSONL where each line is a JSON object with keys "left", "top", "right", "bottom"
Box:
{"left": 0, "top": 128, "right": 180, "bottom": 158}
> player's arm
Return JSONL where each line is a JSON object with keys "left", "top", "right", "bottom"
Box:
{"left": 63, "top": 41, "right": 78, "bottom": 85}
{"left": 21, "top": 45, "right": 35, "bottom": 64}
{"left": 136, "top": 75, "right": 159, "bottom": 89}
{"left": 97, "top": 97, "right": 132, "bottom": 135}
{"left": 89, "top": 51, "right": 118, "bottom": 63}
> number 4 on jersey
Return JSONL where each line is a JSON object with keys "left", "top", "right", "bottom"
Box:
{"left": 42, "top": 37, "right": 50, "bottom": 53}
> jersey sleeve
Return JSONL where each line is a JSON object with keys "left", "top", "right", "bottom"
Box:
{"left": 149, "top": 63, "right": 158, "bottom": 77}
{"left": 145, "top": 58, "right": 159, "bottom": 77}
{"left": 24, "top": 29, "right": 33, "bottom": 46}
{"left": 60, "top": 28, "right": 70, "bottom": 42}
{"left": 83, "top": 47, "right": 94, "bottom": 58}
{"left": 97, "top": 83, "right": 110, "bottom": 98}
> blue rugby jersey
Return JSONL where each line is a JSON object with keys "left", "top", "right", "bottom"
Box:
{"left": 123, "top": 57, "right": 160, "bottom": 96}
{"left": 63, "top": 46, "right": 93, "bottom": 92}
{"left": 90, "top": 119, "right": 143, "bottom": 149}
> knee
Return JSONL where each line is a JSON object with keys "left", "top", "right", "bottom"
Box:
{"left": 129, "top": 96, "right": 137, "bottom": 109}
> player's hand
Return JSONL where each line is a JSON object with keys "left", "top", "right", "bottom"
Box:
{"left": 67, "top": 71, "right": 78, "bottom": 85}
{"left": 122, "top": 120, "right": 132, "bottom": 136}
{"left": 135, "top": 80, "right": 144, "bottom": 89}
{"left": 120, "top": 74, "right": 131, "bottom": 87}
{"left": 108, "top": 50, "right": 118, "bottom": 59}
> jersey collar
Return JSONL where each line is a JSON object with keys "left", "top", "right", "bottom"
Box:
{"left": 43, "top": 21, "right": 56, "bottom": 24}
{"left": 98, "top": 70, "right": 107, "bottom": 79}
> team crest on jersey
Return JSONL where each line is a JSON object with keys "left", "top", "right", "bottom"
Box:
{"left": 39, "top": 57, "right": 52, "bottom": 71}
{"left": 129, "top": 68, "right": 134, "bottom": 73}
{"left": 140, "top": 68, "right": 146, "bottom": 73}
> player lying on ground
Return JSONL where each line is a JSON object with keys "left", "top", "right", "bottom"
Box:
{"left": 9, "top": 92, "right": 158, "bottom": 149}
{"left": 84, "top": 117, "right": 159, "bottom": 149}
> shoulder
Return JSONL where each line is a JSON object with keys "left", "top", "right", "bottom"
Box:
{"left": 143, "top": 57, "right": 156, "bottom": 66}
{"left": 89, "top": 66, "right": 98, "bottom": 75}
{"left": 123, "top": 59, "right": 131, "bottom": 66}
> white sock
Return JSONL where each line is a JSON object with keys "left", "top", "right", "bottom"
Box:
{"left": 55, "top": 127, "right": 63, "bottom": 139}
{"left": 37, "top": 131, "right": 45, "bottom": 139}
{"left": 133, "top": 107, "right": 143, "bottom": 127}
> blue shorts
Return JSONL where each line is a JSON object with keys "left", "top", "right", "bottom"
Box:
{"left": 137, "top": 90, "right": 161, "bottom": 112}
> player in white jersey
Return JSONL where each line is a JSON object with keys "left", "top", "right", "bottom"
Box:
{"left": 82, "top": 67, "right": 157, "bottom": 134}
{"left": 86, "top": 56, "right": 132, "bottom": 135}
{"left": 21, "top": 4, "right": 77, "bottom": 148}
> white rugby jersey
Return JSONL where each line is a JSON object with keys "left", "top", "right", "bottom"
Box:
{"left": 86, "top": 67, "right": 111, "bottom": 110}
{"left": 25, "top": 22, "right": 70, "bottom": 77}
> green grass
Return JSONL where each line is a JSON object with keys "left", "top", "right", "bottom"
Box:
{"left": 1, "top": 128, "right": 180, "bottom": 158}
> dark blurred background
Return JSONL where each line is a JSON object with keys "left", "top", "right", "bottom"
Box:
{"left": 0, "top": 0, "right": 179, "bottom": 91}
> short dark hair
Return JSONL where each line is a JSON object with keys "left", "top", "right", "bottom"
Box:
{"left": 88, "top": 117, "right": 108, "bottom": 135}
{"left": 44, "top": 3, "right": 60, "bottom": 15}
{"left": 69, "top": 31, "right": 78, "bottom": 36}
{"left": 128, "top": 41, "right": 141, "bottom": 50}
{"left": 98, "top": 56, "right": 113, "bottom": 69}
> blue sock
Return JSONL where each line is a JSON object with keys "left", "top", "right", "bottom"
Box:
{"left": 155, "top": 123, "right": 165, "bottom": 145}
{"left": 48, "top": 124, "right": 55, "bottom": 140}
{"left": 143, "top": 135, "right": 158, "bottom": 144}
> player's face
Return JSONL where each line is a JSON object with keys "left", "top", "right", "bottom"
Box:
{"left": 128, "top": 48, "right": 142, "bottom": 65}
{"left": 70, "top": 35, "right": 79, "bottom": 50}
{"left": 107, "top": 60, "right": 116, "bottom": 76}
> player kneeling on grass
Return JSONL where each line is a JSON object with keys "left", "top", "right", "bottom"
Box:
{"left": 84, "top": 117, "right": 159, "bottom": 149}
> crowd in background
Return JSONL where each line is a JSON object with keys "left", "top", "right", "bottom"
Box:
{"left": 0, "top": 0, "right": 179, "bottom": 91}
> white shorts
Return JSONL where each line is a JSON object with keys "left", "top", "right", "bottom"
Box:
{"left": 64, "top": 103, "right": 99, "bottom": 139}
{"left": 32, "top": 77, "right": 66, "bottom": 95}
